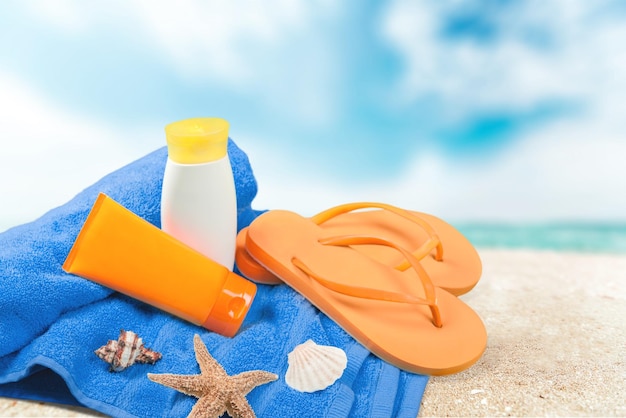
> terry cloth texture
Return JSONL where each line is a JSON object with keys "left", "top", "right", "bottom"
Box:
{"left": 0, "top": 140, "right": 428, "bottom": 418}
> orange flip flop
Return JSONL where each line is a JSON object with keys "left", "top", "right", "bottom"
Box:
{"left": 237, "top": 203, "right": 481, "bottom": 296}
{"left": 244, "top": 210, "right": 487, "bottom": 375}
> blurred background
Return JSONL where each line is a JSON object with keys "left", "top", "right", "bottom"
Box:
{"left": 1, "top": 1, "right": 625, "bottom": 249}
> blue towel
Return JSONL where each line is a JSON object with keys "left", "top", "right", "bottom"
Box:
{"left": 0, "top": 140, "right": 428, "bottom": 417}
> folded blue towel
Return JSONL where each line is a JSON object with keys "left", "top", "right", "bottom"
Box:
{"left": 0, "top": 140, "right": 428, "bottom": 417}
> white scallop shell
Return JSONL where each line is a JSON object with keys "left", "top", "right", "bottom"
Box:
{"left": 285, "top": 339, "right": 348, "bottom": 392}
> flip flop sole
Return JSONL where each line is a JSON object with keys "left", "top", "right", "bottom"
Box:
{"left": 237, "top": 209, "right": 481, "bottom": 296}
{"left": 245, "top": 210, "right": 487, "bottom": 375}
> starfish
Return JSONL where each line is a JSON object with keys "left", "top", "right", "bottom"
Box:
{"left": 148, "top": 334, "right": 277, "bottom": 418}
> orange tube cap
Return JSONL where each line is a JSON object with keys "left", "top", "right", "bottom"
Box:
{"left": 202, "top": 272, "right": 257, "bottom": 337}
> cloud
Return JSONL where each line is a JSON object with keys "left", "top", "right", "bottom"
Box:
{"left": 380, "top": 0, "right": 626, "bottom": 122}
{"left": 0, "top": 72, "right": 158, "bottom": 231}
{"left": 124, "top": 0, "right": 343, "bottom": 125}
{"left": 248, "top": 113, "right": 626, "bottom": 222}
{"left": 17, "top": 0, "right": 343, "bottom": 126}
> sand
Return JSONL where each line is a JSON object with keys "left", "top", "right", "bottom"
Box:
{"left": 1, "top": 249, "right": 625, "bottom": 417}
{"left": 419, "top": 249, "right": 626, "bottom": 417}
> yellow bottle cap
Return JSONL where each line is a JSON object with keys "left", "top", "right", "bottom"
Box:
{"left": 165, "top": 117, "right": 230, "bottom": 164}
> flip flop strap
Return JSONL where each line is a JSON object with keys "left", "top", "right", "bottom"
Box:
{"left": 292, "top": 235, "right": 443, "bottom": 328}
{"left": 309, "top": 202, "right": 444, "bottom": 263}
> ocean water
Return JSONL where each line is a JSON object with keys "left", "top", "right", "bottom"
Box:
{"left": 457, "top": 223, "right": 626, "bottom": 253}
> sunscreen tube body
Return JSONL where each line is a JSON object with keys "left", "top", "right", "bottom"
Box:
{"left": 63, "top": 193, "right": 256, "bottom": 337}
{"left": 161, "top": 117, "right": 237, "bottom": 270}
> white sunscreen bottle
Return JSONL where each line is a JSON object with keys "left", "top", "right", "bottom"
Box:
{"left": 161, "top": 117, "right": 237, "bottom": 270}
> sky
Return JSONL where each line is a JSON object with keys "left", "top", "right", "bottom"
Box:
{"left": 1, "top": 0, "right": 626, "bottom": 232}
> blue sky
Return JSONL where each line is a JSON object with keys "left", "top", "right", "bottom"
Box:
{"left": 1, "top": 1, "right": 626, "bottom": 231}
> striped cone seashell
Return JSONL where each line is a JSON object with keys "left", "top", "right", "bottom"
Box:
{"left": 95, "top": 329, "right": 161, "bottom": 372}
{"left": 285, "top": 339, "right": 348, "bottom": 393}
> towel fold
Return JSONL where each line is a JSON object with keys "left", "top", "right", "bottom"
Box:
{"left": 0, "top": 140, "right": 428, "bottom": 417}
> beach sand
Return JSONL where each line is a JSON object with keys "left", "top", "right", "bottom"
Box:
{"left": 419, "top": 249, "right": 626, "bottom": 417}
{"left": 1, "top": 249, "right": 625, "bottom": 417}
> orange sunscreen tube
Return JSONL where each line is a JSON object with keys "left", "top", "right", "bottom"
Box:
{"left": 62, "top": 193, "right": 256, "bottom": 337}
